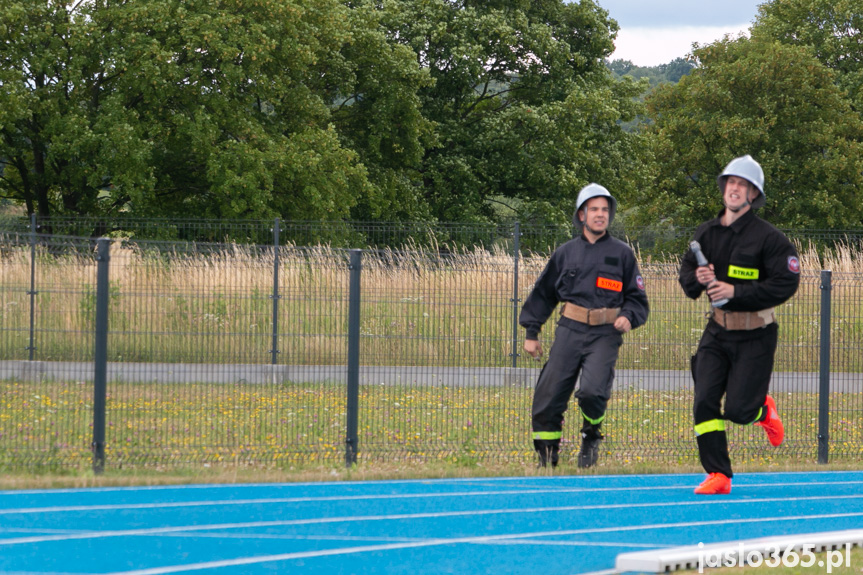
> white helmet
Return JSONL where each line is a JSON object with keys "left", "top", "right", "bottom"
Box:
{"left": 574, "top": 183, "right": 616, "bottom": 227}
{"left": 717, "top": 155, "right": 766, "bottom": 209}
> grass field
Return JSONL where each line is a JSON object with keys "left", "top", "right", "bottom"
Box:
{"left": 3, "top": 376, "right": 862, "bottom": 473}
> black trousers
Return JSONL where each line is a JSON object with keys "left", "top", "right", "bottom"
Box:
{"left": 532, "top": 324, "right": 622, "bottom": 449}
{"left": 692, "top": 322, "right": 778, "bottom": 477}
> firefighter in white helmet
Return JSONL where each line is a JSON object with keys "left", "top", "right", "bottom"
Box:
{"left": 679, "top": 155, "right": 800, "bottom": 494}
{"left": 520, "top": 183, "right": 649, "bottom": 468}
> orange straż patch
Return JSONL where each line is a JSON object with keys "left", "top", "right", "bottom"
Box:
{"left": 596, "top": 277, "right": 622, "bottom": 292}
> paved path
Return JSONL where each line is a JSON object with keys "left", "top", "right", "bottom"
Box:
{"left": 2, "top": 360, "right": 860, "bottom": 391}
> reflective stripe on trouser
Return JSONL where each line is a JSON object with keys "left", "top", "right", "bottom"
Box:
{"left": 694, "top": 419, "right": 725, "bottom": 436}
{"left": 583, "top": 412, "right": 605, "bottom": 426}
{"left": 531, "top": 323, "right": 622, "bottom": 444}
{"left": 691, "top": 323, "right": 778, "bottom": 477}
{"left": 749, "top": 407, "right": 765, "bottom": 425}
{"left": 532, "top": 431, "right": 562, "bottom": 441}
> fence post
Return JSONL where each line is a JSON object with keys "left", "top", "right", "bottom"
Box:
{"left": 27, "top": 214, "right": 37, "bottom": 361}
{"left": 92, "top": 238, "right": 111, "bottom": 474}
{"left": 817, "top": 269, "right": 832, "bottom": 464}
{"left": 511, "top": 222, "right": 521, "bottom": 368}
{"left": 345, "top": 249, "right": 362, "bottom": 467}
{"left": 270, "top": 218, "right": 281, "bottom": 365}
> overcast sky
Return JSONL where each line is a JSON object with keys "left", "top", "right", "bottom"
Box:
{"left": 595, "top": 0, "right": 765, "bottom": 66}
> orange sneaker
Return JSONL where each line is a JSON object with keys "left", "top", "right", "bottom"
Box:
{"left": 694, "top": 473, "right": 732, "bottom": 495}
{"left": 755, "top": 395, "right": 784, "bottom": 447}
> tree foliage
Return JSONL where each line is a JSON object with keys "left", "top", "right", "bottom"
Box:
{"left": 752, "top": 0, "right": 863, "bottom": 110}
{"left": 639, "top": 37, "right": 863, "bottom": 229}
{"left": 379, "top": 0, "right": 649, "bottom": 224}
{"left": 607, "top": 57, "right": 695, "bottom": 87}
{"left": 0, "top": 0, "right": 426, "bottom": 221}
{"left": 0, "top": 0, "right": 650, "bottom": 227}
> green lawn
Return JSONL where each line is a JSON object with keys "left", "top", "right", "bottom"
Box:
{"left": 3, "top": 379, "right": 861, "bottom": 471}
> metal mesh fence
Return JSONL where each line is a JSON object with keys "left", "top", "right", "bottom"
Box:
{"left": 7, "top": 214, "right": 863, "bottom": 255}
{"left": 0, "top": 224, "right": 861, "bottom": 471}
{"left": 0, "top": 235, "right": 99, "bottom": 468}
{"left": 827, "top": 272, "right": 863, "bottom": 460}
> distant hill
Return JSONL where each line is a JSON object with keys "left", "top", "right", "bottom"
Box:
{"left": 607, "top": 57, "right": 695, "bottom": 87}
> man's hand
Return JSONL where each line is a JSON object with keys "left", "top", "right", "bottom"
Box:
{"left": 706, "top": 280, "right": 734, "bottom": 304}
{"left": 696, "top": 264, "right": 716, "bottom": 286}
{"left": 697, "top": 264, "right": 733, "bottom": 304}
{"left": 614, "top": 316, "right": 632, "bottom": 333}
{"left": 523, "top": 339, "right": 543, "bottom": 360}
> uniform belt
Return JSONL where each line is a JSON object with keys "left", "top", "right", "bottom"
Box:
{"left": 711, "top": 307, "right": 775, "bottom": 330}
{"left": 561, "top": 302, "right": 620, "bottom": 326}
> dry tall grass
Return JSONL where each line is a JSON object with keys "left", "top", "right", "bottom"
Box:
{"left": 1, "top": 238, "right": 862, "bottom": 370}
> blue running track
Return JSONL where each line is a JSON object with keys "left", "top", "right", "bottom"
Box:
{"left": 1, "top": 471, "right": 862, "bottom": 574}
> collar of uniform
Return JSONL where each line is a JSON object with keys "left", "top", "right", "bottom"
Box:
{"left": 708, "top": 206, "right": 756, "bottom": 233}
{"left": 579, "top": 231, "right": 612, "bottom": 243}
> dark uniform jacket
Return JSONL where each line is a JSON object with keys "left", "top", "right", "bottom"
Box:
{"left": 679, "top": 209, "right": 800, "bottom": 312}
{"left": 519, "top": 233, "right": 649, "bottom": 340}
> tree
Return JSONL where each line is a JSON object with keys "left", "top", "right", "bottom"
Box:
{"left": 605, "top": 57, "right": 696, "bottom": 134}
{"left": 752, "top": 0, "right": 863, "bottom": 110}
{"left": 0, "top": 0, "right": 428, "bottom": 221}
{"left": 329, "top": 2, "right": 436, "bottom": 221}
{"left": 638, "top": 37, "right": 863, "bottom": 229}
{"left": 370, "top": 0, "right": 650, "bottom": 225}
{"left": 607, "top": 57, "right": 695, "bottom": 87}
{"left": 1, "top": 0, "right": 652, "bottom": 227}
{"left": 663, "top": 57, "right": 696, "bottom": 84}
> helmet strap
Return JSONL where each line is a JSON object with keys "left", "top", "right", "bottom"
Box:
{"left": 725, "top": 197, "right": 750, "bottom": 213}
{"left": 723, "top": 181, "right": 753, "bottom": 213}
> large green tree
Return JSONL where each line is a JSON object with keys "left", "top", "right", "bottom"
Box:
{"left": 1, "top": 0, "right": 650, "bottom": 226}
{"left": 329, "top": 2, "right": 435, "bottom": 221}
{"left": 638, "top": 37, "right": 863, "bottom": 229}
{"left": 0, "top": 0, "right": 428, "bottom": 221}
{"left": 368, "top": 0, "right": 650, "bottom": 225}
{"left": 752, "top": 0, "right": 863, "bottom": 110}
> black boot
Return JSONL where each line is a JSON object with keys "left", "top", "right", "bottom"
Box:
{"left": 578, "top": 421, "right": 604, "bottom": 469}
{"left": 534, "top": 439, "right": 559, "bottom": 468}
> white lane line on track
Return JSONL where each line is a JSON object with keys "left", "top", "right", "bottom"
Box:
{"left": 149, "top": 532, "right": 673, "bottom": 548}
{"left": 4, "top": 481, "right": 863, "bottom": 515}
{"left": 2, "top": 470, "right": 861, "bottom": 495}
{"left": 480, "top": 540, "right": 674, "bottom": 548}
{"left": 100, "top": 512, "right": 863, "bottom": 575}
{"left": 0, "top": 572, "right": 101, "bottom": 575}
{"left": 0, "top": 527, "right": 91, "bottom": 535}
{"left": 2, "top": 495, "right": 863, "bottom": 547}
{"left": 154, "top": 532, "right": 428, "bottom": 543}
